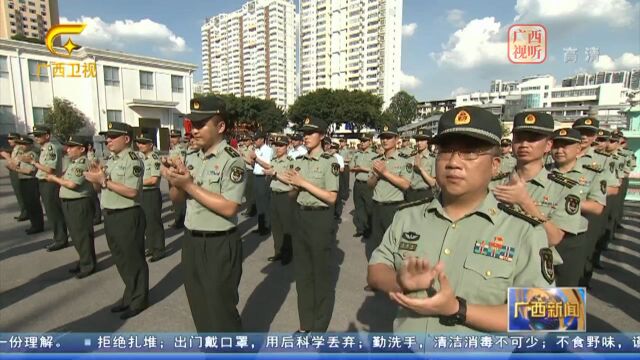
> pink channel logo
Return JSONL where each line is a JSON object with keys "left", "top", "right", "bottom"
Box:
{"left": 508, "top": 24, "right": 547, "bottom": 64}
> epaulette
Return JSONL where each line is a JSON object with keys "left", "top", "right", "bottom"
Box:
{"left": 397, "top": 198, "right": 432, "bottom": 211}
{"left": 548, "top": 171, "right": 578, "bottom": 188}
{"left": 492, "top": 172, "right": 510, "bottom": 181}
{"left": 151, "top": 153, "right": 159, "bottom": 160}
{"left": 497, "top": 203, "right": 544, "bottom": 226}
{"left": 187, "top": 149, "right": 199, "bottom": 155}
{"left": 612, "top": 155, "right": 619, "bottom": 160}
{"left": 287, "top": 156, "right": 294, "bottom": 161}
{"left": 398, "top": 152, "right": 411, "bottom": 159}
{"left": 321, "top": 153, "right": 333, "bottom": 159}
{"left": 410, "top": 150, "right": 418, "bottom": 157}
{"left": 128, "top": 152, "right": 138, "bottom": 160}
{"left": 77, "top": 158, "right": 86, "bottom": 164}
{"left": 224, "top": 146, "right": 240, "bottom": 158}
{"left": 372, "top": 154, "right": 383, "bottom": 160}
{"left": 594, "top": 150, "right": 610, "bottom": 157}
{"left": 582, "top": 164, "right": 603, "bottom": 173}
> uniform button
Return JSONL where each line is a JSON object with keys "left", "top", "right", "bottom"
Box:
{"left": 444, "top": 248, "right": 451, "bottom": 255}
{"left": 451, "top": 223, "right": 457, "bottom": 229}
{"left": 485, "top": 270, "right": 492, "bottom": 277}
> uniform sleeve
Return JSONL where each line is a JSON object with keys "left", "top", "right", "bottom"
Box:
{"left": 123, "top": 157, "right": 144, "bottom": 190}
{"left": 221, "top": 157, "right": 247, "bottom": 204}
{"left": 65, "top": 162, "right": 88, "bottom": 186}
{"left": 349, "top": 153, "right": 357, "bottom": 168}
{"left": 19, "top": 152, "right": 37, "bottom": 173}
{"left": 602, "top": 159, "right": 620, "bottom": 186}
{"left": 40, "top": 143, "right": 58, "bottom": 169}
{"left": 548, "top": 186, "right": 583, "bottom": 235}
{"left": 587, "top": 172, "right": 607, "bottom": 206}
{"left": 369, "top": 214, "right": 401, "bottom": 266}
{"left": 397, "top": 158, "right": 413, "bottom": 181}
{"left": 324, "top": 158, "right": 340, "bottom": 192}
{"left": 513, "top": 225, "right": 554, "bottom": 287}
{"left": 147, "top": 155, "right": 161, "bottom": 178}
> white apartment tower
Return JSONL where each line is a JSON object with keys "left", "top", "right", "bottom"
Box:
{"left": 201, "top": 0, "right": 297, "bottom": 108}
{"left": 298, "top": 0, "right": 402, "bottom": 107}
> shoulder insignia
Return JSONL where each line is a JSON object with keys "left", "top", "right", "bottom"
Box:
{"left": 74, "top": 167, "right": 83, "bottom": 177}
{"left": 224, "top": 146, "right": 240, "bottom": 158}
{"left": 565, "top": 194, "right": 580, "bottom": 215}
{"left": 582, "top": 164, "right": 603, "bottom": 173}
{"left": 398, "top": 198, "right": 431, "bottom": 211}
{"left": 321, "top": 153, "right": 333, "bottom": 159}
{"left": 497, "top": 203, "right": 544, "bottom": 226}
{"left": 410, "top": 150, "right": 418, "bottom": 157}
{"left": 229, "top": 166, "right": 245, "bottom": 183}
{"left": 594, "top": 150, "right": 610, "bottom": 157}
{"left": 78, "top": 158, "right": 86, "bottom": 164}
{"left": 398, "top": 152, "right": 411, "bottom": 159}
{"left": 600, "top": 180, "right": 607, "bottom": 195}
{"left": 331, "top": 162, "right": 340, "bottom": 176}
{"left": 548, "top": 171, "right": 578, "bottom": 188}
{"left": 492, "top": 172, "right": 510, "bottom": 181}
{"left": 540, "top": 248, "right": 555, "bottom": 284}
{"left": 151, "top": 153, "right": 159, "bottom": 160}
{"left": 129, "top": 152, "right": 138, "bottom": 161}
{"left": 132, "top": 165, "right": 142, "bottom": 177}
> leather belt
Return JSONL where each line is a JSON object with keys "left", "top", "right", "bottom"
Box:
{"left": 188, "top": 228, "right": 237, "bottom": 238}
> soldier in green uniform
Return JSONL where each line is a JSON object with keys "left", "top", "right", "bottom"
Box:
{"left": 263, "top": 134, "right": 295, "bottom": 264}
{"left": 46, "top": 135, "right": 96, "bottom": 278}
{"left": 548, "top": 128, "right": 607, "bottom": 286}
{"left": 366, "top": 123, "right": 412, "bottom": 261}
{"left": 491, "top": 112, "right": 583, "bottom": 255}
{"left": 239, "top": 135, "right": 257, "bottom": 217}
{"left": 278, "top": 115, "right": 339, "bottom": 333}
{"left": 6, "top": 135, "right": 44, "bottom": 233}
{"left": 399, "top": 136, "right": 413, "bottom": 155}
{"left": 27, "top": 125, "right": 68, "bottom": 249}
{"left": 1, "top": 133, "right": 28, "bottom": 221}
{"left": 169, "top": 129, "right": 187, "bottom": 229}
{"left": 571, "top": 120, "right": 618, "bottom": 287}
{"left": 499, "top": 138, "right": 516, "bottom": 175}
{"left": 135, "top": 134, "right": 166, "bottom": 262}
{"left": 350, "top": 134, "right": 376, "bottom": 238}
{"left": 338, "top": 138, "right": 352, "bottom": 215}
{"left": 368, "top": 106, "right": 553, "bottom": 334}
{"left": 406, "top": 128, "right": 436, "bottom": 202}
{"left": 85, "top": 122, "right": 148, "bottom": 320}
{"left": 164, "top": 97, "right": 246, "bottom": 332}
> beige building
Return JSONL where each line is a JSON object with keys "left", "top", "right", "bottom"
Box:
{"left": 0, "top": 0, "right": 59, "bottom": 43}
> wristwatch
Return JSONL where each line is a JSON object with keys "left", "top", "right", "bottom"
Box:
{"left": 439, "top": 296, "right": 467, "bottom": 326}
{"left": 101, "top": 178, "right": 109, "bottom": 189}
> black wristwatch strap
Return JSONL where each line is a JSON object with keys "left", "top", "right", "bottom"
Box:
{"left": 439, "top": 296, "right": 467, "bottom": 326}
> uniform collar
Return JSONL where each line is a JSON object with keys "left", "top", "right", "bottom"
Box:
{"left": 548, "top": 161, "right": 583, "bottom": 175}
{"left": 201, "top": 139, "right": 228, "bottom": 159}
{"left": 304, "top": 149, "right": 324, "bottom": 161}
{"left": 383, "top": 150, "right": 399, "bottom": 160}
{"left": 72, "top": 155, "right": 87, "bottom": 163}
{"left": 112, "top": 147, "right": 132, "bottom": 160}
{"left": 529, "top": 167, "right": 549, "bottom": 188}
{"left": 426, "top": 191, "right": 498, "bottom": 225}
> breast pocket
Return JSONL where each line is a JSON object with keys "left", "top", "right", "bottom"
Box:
{"left": 110, "top": 166, "right": 126, "bottom": 182}
{"left": 205, "top": 173, "right": 222, "bottom": 193}
{"left": 462, "top": 254, "right": 513, "bottom": 304}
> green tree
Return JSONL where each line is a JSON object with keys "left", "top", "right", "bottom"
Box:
{"left": 287, "top": 89, "right": 338, "bottom": 130}
{"left": 45, "top": 97, "right": 87, "bottom": 142}
{"left": 334, "top": 89, "right": 383, "bottom": 132}
{"left": 387, "top": 90, "right": 418, "bottom": 127}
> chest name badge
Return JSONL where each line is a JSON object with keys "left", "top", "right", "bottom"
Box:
{"left": 398, "top": 242, "right": 417, "bottom": 251}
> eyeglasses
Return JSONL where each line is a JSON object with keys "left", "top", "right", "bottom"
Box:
{"left": 435, "top": 148, "right": 494, "bottom": 161}
{"left": 191, "top": 121, "right": 208, "bottom": 130}
{"left": 500, "top": 144, "right": 510, "bottom": 147}
{"left": 608, "top": 139, "right": 619, "bottom": 143}
{"left": 106, "top": 134, "right": 124, "bottom": 140}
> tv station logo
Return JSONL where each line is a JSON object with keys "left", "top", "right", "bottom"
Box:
{"left": 508, "top": 24, "right": 547, "bottom": 64}
{"left": 508, "top": 287, "right": 586, "bottom": 332}
{"left": 33, "top": 23, "right": 96, "bottom": 80}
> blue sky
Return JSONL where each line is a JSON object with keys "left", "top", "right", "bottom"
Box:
{"left": 59, "top": 0, "right": 640, "bottom": 100}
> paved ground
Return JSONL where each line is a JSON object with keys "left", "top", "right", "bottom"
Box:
{"left": 0, "top": 164, "right": 638, "bottom": 333}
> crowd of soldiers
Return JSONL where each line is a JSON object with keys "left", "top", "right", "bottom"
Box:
{"left": 1, "top": 96, "right": 636, "bottom": 333}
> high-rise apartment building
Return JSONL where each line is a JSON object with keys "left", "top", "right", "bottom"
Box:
{"left": 201, "top": 0, "right": 297, "bottom": 108}
{"left": 0, "top": 0, "right": 59, "bottom": 43}
{"left": 298, "top": 0, "right": 402, "bottom": 107}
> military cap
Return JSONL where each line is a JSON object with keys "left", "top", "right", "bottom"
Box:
{"left": 272, "top": 134, "right": 289, "bottom": 146}
{"left": 401, "top": 135, "right": 410, "bottom": 141}
{"left": 300, "top": 115, "right": 328, "bottom": 133}
{"left": 596, "top": 129, "right": 611, "bottom": 140}
{"left": 413, "top": 128, "right": 432, "bottom": 140}
{"left": 513, "top": 111, "right": 554, "bottom": 135}
{"left": 611, "top": 129, "right": 623, "bottom": 140}
{"left": 330, "top": 142, "right": 339, "bottom": 150}
{"left": 253, "top": 131, "right": 267, "bottom": 140}
{"left": 65, "top": 134, "right": 92, "bottom": 147}
{"left": 187, "top": 96, "right": 228, "bottom": 123}
{"left": 7, "top": 132, "right": 20, "bottom": 140}
{"left": 14, "top": 134, "right": 34, "bottom": 144}
{"left": 339, "top": 138, "right": 347, "bottom": 143}
{"left": 100, "top": 121, "right": 132, "bottom": 137}
{"left": 291, "top": 132, "right": 303, "bottom": 141}
{"left": 501, "top": 138, "right": 512, "bottom": 146}
{"left": 134, "top": 133, "right": 154, "bottom": 143}
{"left": 322, "top": 136, "right": 332, "bottom": 145}
{"left": 378, "top": 122, "right": 399, "bottom": 137}
{"left": 169, "top": 129, "right": 182, "bottom": 137}
{"left": 552, "top": 128, "right": 581, "bottom": 144}
{"left": 572, "top": 117, "right": 599, "bottom": 131}
{"left": 433, "top": 106, "right": 502, "bottom": 145}
{"left": 29, "top": 124, "right": 51, "bottom": 136}
{"left": 359, "top": 133, "right": 373, "bottom": 141}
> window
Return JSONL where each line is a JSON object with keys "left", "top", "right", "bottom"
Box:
{"left": 0, "top": 56, "right": 8, "bottom": 78}
{"left": 172, "top": 113, "right": 183, "bottom": 130}
{"left": 107, "top": 110, "right": 122, "bottom": 123}
{"left": 0, "top": 106, "right": 16, "bottom": 134}
{"left": 139, "top": 71, "right": 153, "bottom": 90}
{"left": 171, "top": 75, "right": 184, "bottom": 93}
{"left": 28, "top": 60, "right": 48, "bottom": 81}
{"left": 104, "top": 66, "right": 120, "bottom": 86}
{"left": 32, "top": 107, "right": 49, "bottom": 125}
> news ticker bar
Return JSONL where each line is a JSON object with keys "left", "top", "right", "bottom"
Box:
{"left": 0, "top": 333, "right": 639, "bottom": 354}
